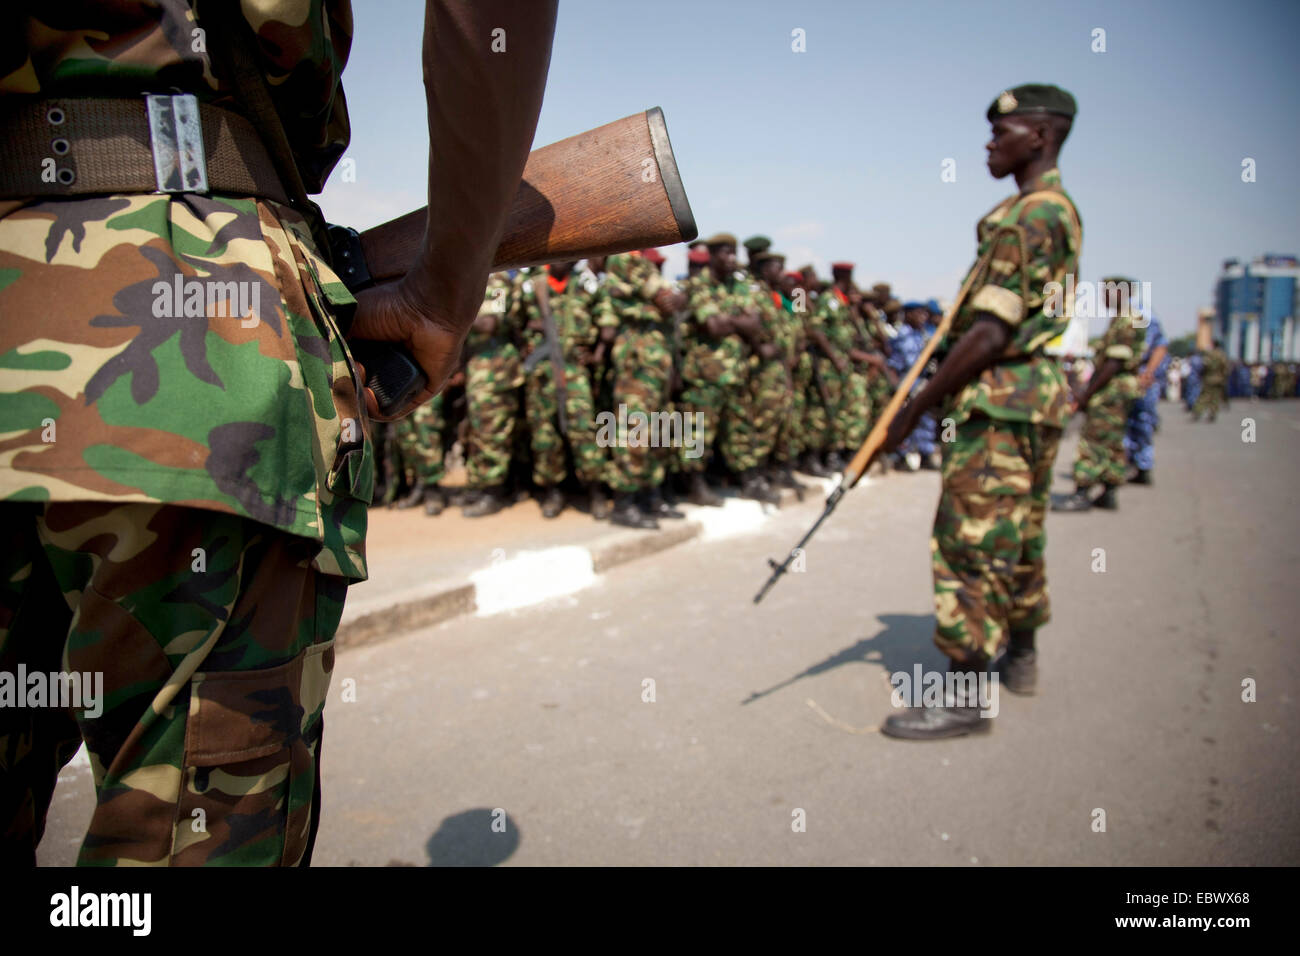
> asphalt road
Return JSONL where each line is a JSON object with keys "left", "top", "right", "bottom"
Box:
{"left": 39, "top": 399, "right": 1300, "bottom": 866}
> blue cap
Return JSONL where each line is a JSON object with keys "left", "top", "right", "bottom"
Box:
{"left": 926, "top": 299, "right": 940, "bottom": 314}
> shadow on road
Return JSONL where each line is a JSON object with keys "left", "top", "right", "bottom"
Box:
{"left": 425, "top": 808, "right": 521, "bottom": 866}
{"left": 741, "top": 612, "right": 947, "bottom": 705}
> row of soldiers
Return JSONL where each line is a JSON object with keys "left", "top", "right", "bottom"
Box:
{"left": 373, "top": 234, "right": 948, "bottom": 529}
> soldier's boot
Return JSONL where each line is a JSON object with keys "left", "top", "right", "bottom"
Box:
{"left": 799, "top": 451, "right": 830, "bottom": 477}
{"left": 463, "top": 485, "right": 508, "bottom": 518}
{"left": 642, "top": 486, "right": 685, "bottom": 520}
{"left": 823, "top": 450, "right": 846, "bottom": 473}
{"left": 1094, "top": 484, "right": 1119, "bottom": 510}
{"left": 771, "top": 463, "right": 808, "bottom": 498}
{"left": 609, "top": 492, "right": 658, "bottom": 530}
{"left": 394, "top": 482, "right": 425, "bottom": 509}
{"left": 589, "top": 483, "right": 613, "bottom": 521}
{"left": 423, "top": 485, "right": 447, "bottom": 517}
{"left": 739, "top": 469, "right": 781, "bottom": 506}
{"left": 881, "top": 658, "right": 993, "bottom": 740}
{"left": 1129, "top": 468, "right": 1152, "bottom": 486}
{"left": 539, "top": 485, "right": 565, "bottom": 519}
{"left": 1052, "top": 486, "right": 1093, "bottom": 512}
{"left": 997, "top": 628, "right": 1037, "bottom": 696}
{"left": 921, "top": 451, "right": 942, "bottom": 471}
{"left": 685, "top": 472, "right": 724, "bottom": 507}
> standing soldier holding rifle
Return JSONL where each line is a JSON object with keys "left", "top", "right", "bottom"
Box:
{"left": 874, "top": 84, "right": 1082, "bottom": 738}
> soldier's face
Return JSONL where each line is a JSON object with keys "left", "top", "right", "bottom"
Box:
{"left": 986, "top": 117, "right": 1041, "bottom": 178}
{"left": 761, "top": 260, "right": 782, "bottom": 285}
{"left": 711, "top": 245, "right": 737, "bottom": 275}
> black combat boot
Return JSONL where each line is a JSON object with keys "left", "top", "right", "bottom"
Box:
{"left": 589, "top": 483, "right": 613, "bottom": 520}
{"left": 921, "top": 451, "right": 942, "bottom": 471}
{"left": 423, "top": 485, "right": 447, "bottom": 517}
{"left": 739, "top": 469, "right": 781, "bottom": 505}
{"left": 1129, "top": 468, "right": 1152, "bottom": 486}
{"left": 881, "top": 658, "right": 994, "bottom": 740}
{"left": 1052, "top": 486, "right": 1093, "bottom": 512}
{"left": 1094, "top": 484, "right": 1118, "bottom": 510}
{"left": 799, "top": 451, "right": 830, "bottom": 477}
{"left": 463, "top": 485, "right": 508, "bottom": 518}
{"left": 394, "top": 482, "right": 426, "bottom": 510}
{"left": 539, "top": 485, "right": 565, "bottom": 519}
{"left": 685, "top": 472, "right": 724, "bottom": 507}
{"left": 642, "top": 486, "right": 685, "bottom": 519}
{"left": 997, "top": 628, "right": 1037, "bottom": 696}
{"left": 609, "top": 492, "right": 658, "bottom": 530}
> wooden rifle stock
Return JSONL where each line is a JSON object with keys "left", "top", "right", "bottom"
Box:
{"left": 359, "top": 107, "right": 696, "bottom": 281}
{"left": 345, "top": 107, "right": 696, "bottom": 417}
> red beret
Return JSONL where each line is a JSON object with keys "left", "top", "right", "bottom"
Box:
{"left": 784, "top": 271, "right": 803, "bottom": 281}
{"left": 640, "top": 248, "right": 665, "bottom": 264}
{"left": 831, "top": 261, "right": 855, "bottom": 273}
{"left": 687, "top": 248, "right": 710, "bottom": 264}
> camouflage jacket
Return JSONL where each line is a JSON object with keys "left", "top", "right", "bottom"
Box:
{"left": 811, "top": 286, "right": 856, "bottom": 358}
{"left": 681, "top": 267, "right": 753, "bottom": 386}
{"left": 1, "top": 1, "right": 353, "bottom": 192}
{"left": 514, "top": 268, "right": 599, "bottom": 364}
{"left": 594, "top": 253, "right": 669, "bottom": 330}
{"left": 1098, "top": 308, "right": 1147, "bottom": 376}
{"left": 0, "top": 1, "right": 369, "bottom": 578}
{"left": 467, "top": 272, "right": 523, "bottom": 363}
{"left": 1201, "top": 348, "right": 1228, "bottom": 386}
{"left": 944, "top": 167, "right": 1082, "bottom": 428}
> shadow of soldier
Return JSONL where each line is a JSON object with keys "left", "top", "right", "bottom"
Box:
{"left": 740, "top": 612, "right": 946, "bottom": 706}
{"left": 424, "top": 807, "right": 521, "bottom": 867}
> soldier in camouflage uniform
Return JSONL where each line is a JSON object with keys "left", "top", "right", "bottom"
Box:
{"left": 462, "top": 273, "right": 523, "bottom": 518}
{"left": 682, "top": 234, "right": 780, "bottom": 504}
{"left": 764, "top": 259, "right": 813, "bottom": 492}
{"left": 811, "top": 263, "right": 867, "bottom": 473}
{"left": 877, "top": 84, "right": 1082, "bottom": 739}
{"left": 391, "top": 394, "right": 448, "bottom": 515}
{"left": 1055, "top": 278, "right": 1147, "bottom": 512}
{"left": 1192, "top": 341, "right": 1228, "bottom": 421}
{"left": 741, "top": 251, "right": 792, "bottom": 503}
{"left": 593, "top": 251, "right": 684, "bottom": 529}
{"left": 0, "top": 0, "right": 558, "bottom": 863}
{"left": 515, "top": 262, "right": 611, "bottom": 519}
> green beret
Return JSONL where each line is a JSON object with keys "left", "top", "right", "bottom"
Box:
{"left": 987, "top": 83, "right": 1077, "bottom": 122}
{"left": 754, "top": 250, "right": 786, "bottom": 266}
{"left": 743, "top": 235, "right": 772, "bottom": 254}
{"left": 703, "top": 232, "right": 738, "bottom": 249}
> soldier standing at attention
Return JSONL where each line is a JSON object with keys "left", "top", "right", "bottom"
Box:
{"left": 814, "top": 263, "right": 866, "bottom": 473}
{"left": 1192, "top": 340, "right": 1229, "bottom": 422}
{"left": 1123, "top": 307, "right": 1169, "bottom": 486}
{"left": 0, "top": 0, "right": 557, "bottom": 864}
{"left": 392, "top": 393, "right": 449, "bottom": 515}
{"left": 515, "top": 262, "right": 611, "bottom": 519}
{"left": 874, "top": 84, "right": 1082, "bottom": 738}
{"left": 1055, "top": 277, "right": 1146, "bottom": 513}
{"left": 461, "top": 272, "right": 524, "bottom": 518}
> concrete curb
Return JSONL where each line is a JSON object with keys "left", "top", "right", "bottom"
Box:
{"left": 334, "top": 482, "right": 827, "bottom": 652}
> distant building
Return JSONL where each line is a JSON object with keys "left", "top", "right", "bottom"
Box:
{"left": 1214, "top": 254, "right": 1300, "bottom": 362}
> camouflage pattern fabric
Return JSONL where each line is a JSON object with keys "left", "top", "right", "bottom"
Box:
{"left": 465, "top": 275, "right": 522, "bottom": 489}
{"left": 941, "top": 169, "right": 1082, "bottom": 430}
{"left": 740, "top": 282, "right": 791, "bottom": 467}
{"left": 1, "top": 501, "right": 340, "bottom": 866}
{"left": 1, "top": 1, "right": 354, "bottom": 193}
{"left": 393, "top": 394, "right": 445, "bottom": 486}
{"left": 1192, "top": 348, "right": 1228, "bottom": 419}
{"left": 805, "top": 355, "right": 842, "bottom": 454}
{"left": 1073, "top": 307, "right": 1145, "bottom": 487}
{"left": 933, "top": 416, "right": 1062, "bottom": 663}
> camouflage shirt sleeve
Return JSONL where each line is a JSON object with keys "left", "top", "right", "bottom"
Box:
{"left": 966, "top": 192, "right": 1075, "bottom": 328}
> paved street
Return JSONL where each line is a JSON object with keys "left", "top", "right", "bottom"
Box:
{"left": 40, "top": 400, "right": 1300, "bottom": 865}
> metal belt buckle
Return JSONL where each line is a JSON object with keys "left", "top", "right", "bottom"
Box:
{"left": 146, "top": 93, "right": 208, "bottom": 194}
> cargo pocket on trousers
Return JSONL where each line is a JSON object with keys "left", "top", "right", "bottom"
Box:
{"left": 176, "top": 640, "right": 334, "bottom": 866}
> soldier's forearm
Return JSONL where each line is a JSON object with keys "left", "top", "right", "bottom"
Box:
{"left": 908, "top": 315, "right": 1010, "bottom": 417}
{"left": 1081, "top": 357, "right": 1122, "bottom": 405}
{"left": 403, "top": 0, "right": 558, "bottom": 334}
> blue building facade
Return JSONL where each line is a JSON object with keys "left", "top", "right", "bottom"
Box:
{"left": 1214, "top": 255, "right": 1300, "bottom": 362}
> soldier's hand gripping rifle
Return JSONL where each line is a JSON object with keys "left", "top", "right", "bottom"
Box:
{"left": 333, "top": 108, "right": 697, "bottom": 416}
{"left": 753, "top": 268, "right": 981, "bottom": 604}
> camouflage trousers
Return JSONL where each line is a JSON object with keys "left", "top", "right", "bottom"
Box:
{"left": 394, "top": 393, "right": 446, "bottom": 486}
{"left": 804, "top": 356, "right": 843, "bottom": 453}
{"left": 1073, "top": 376, "right": 1136, "bottom": 487}
{"left": 866, "top": 368, "right": 893, "bottom": 434}
{"left": 933, "top": 415, "right": 1063, "bottom": 663}
{"left": 677, "top": 379, "right": 740, "bottom": 474}
{"left": 833, "top": 368, "right": 870, "bottom": 451}
{"left": 524, "top": 357, "right": 607, "bottom": 487}
{"left": 465, "top": 349, "right": 522, "bottom": 488}
{"left": 607, "top": 326, "right": 673, "bottom": 493}
{"left": 0, "top": 502, "right": 343, "bottom": 867}
{"left": 774, "top": 354, "right": 812, "bottom": 464}
{"left": 1192, "top": 383, "right": 1224, "bottom": 420}
{"left": 736, "top": 359, "right": 791, "bottom": 470}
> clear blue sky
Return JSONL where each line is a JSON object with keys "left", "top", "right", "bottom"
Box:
{"left": 319, "top": 0, "right": 1300, "bottom": 338}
